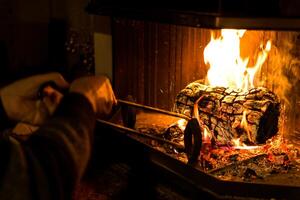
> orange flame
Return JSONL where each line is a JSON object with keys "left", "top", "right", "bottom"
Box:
{"left": 240, "top": 110, "right": 248, "bottom": 128}
{"left": 232, "top": 138, "right": 244, "bottom": 146}
{"left": 176, "top": 119, "right": 187, "bottom": 131}
{"left": 203, "top": 29, "right": 271, "bottom": 150}
{"left": 204, "top": 29, "right": 271, "bottom": 91}
{"left": 231, "top": 110, "right": 261, "bottom": 149}
{"left": 240, "top": 110, "right": 253, "bottom": 143}
{"left": 203, "top": 127, "right": 213, "bottom": 143}
{"left": 232, "top": 138, "right": 260, "bottom": 150}
{"left": 193, "top": 96, "right": 213, "bottom": 143}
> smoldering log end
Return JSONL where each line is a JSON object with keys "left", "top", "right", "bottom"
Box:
{"left": 256, "top": 103, "right": 280, "bottom": 144}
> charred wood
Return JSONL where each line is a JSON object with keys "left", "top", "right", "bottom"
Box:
{"left": 174, "top": 82, "right": 280, "bottom": 145}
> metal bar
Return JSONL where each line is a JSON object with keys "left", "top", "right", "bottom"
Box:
{"left": 118, "top": 99, "right": 191, "bottom": 120}
{"left": 97, "top": 119, "right": 185, "bottom": 150}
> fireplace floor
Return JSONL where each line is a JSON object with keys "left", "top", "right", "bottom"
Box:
{"left": 96, "top": 110, "right": 300, "bottom": 199}
{"left": 126, "top": 111, "right": 300, "bottom": 186}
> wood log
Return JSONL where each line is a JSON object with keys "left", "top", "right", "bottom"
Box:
{"left": 174, "top": 82, "right": 280, "bottom": 145}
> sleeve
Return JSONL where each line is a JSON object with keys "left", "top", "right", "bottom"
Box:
{"left": 0, "top": 98, "right": 14, "bottom": 131}
{"left": 0, "top": 93, "right": 96, "bottom": 200}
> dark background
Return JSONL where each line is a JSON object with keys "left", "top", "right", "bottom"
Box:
{"left": 0, "top": 0, "right": 96, "bottom": 85}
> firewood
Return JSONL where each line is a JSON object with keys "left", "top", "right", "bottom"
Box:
{"left": 174, "top": 82, "right": 280, "bottom": 145}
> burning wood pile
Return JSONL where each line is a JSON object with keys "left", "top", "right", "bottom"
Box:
{"left": 174, "top": 82, "right": 280, "bottom": 145}
{"left": 173, "top": 29, "right": 280, "bottom": 149}
{"left": 167, "top": 80, "right": 299, "bottom": 182}
{"left": 134, "top": 29, "right": 300, "bottom": 184}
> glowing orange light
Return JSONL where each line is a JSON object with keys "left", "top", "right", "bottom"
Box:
{"left": 176, "top": 119, "right": 187, "bottom": 131}
{"left": 204, "top": 29, "right": 271, "bottom": 92}
{"left": 240, "top": 110, "right": 253, "bottom": 143}
{"left": 203, "top": 127, "right": 212, "bottom": 142}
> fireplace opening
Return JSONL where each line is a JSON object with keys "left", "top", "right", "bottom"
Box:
{"left": 110, "top": 17, "right": 300, "bottom": 188}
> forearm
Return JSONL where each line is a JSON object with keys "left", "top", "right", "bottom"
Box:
{"left": 28, "top": 93, "right": 96, "bottom": 197}
{"left": 0, "top": 93, "right": 96, "bottom": 200}
{"left": 34, "top": 93, "right": 95, "bottom": 175}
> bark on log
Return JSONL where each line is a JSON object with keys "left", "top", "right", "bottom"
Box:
{"left": 174, "top": 82, "right": 280, "bottom": 145}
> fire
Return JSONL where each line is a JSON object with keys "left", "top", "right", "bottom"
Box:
{"left": 231, "top": 138, "right": 259, "bottom": 150}
{"left": 231, "top": 104, "right": 259, "bottom": 149}
{"left": 204, "top": 29, "right": 271, "bottom": 92}
{"left": 192, "top": 96, "right": 213, "bottom": 143}
{"left": 240, "top": 110, "right": 248, "bottom": 129}
{"left": 177, "top": 29, "right": 275, "bottom": 151}
{"left": 203, "top": 29, "right": 272, "bottom": 149}
{"left": 203, "top": 127, "right": 212, "bottom": 143}
{"left": 240, "top": 110, "right": 253, "bottom": 143}
{"left": 176, "top": 119, "right": 187, "bottom": 131}
{"left": 232, "top": 138, "right": 243, "bottom": 146}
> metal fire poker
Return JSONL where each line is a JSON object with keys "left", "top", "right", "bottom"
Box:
{"left": 97, "top": 119, "right": 185, "bottom": 150}
{"left": 96, "top": 99, "right": 203, "bottom": 161}
{"left": 117, "top": 99, "right": 191, "bottom": 121}
{"left": 96, "top": 99, "right": 189, "bottom": 151}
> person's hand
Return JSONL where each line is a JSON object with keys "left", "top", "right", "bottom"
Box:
{"left": 70, "top": 75, "right": 117, "bottom": 119}
{"left": 0, "top": 72, "right": 69, "bottom": 125}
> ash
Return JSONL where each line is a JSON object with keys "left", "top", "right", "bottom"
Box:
{"left": 209, "top": 136, "right": 300, "bottom": 185}
{"left": 137, "top": 119, "right": 300, "bottom": 185}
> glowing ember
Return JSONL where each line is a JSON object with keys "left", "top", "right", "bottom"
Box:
{"left": 204, "top": 29, "right": 271, "bottom": 92}
{"left": 232, "top": 138, "right": 243, "bottom": 146}
{"left": 203, "top": 127, "right": 212, "bottom": 143}
{"left": 229, "top": 110, "right": 261, "bottom": 149}
{"left": 176, "top": 119, "right": 188, "bottom": 131}
{"left": 232, "top": 138, "right": 260, "bottom": 150}
{"left": 193, "top": 96, "right": 213, "bottom": 143}
{"left": 240, "top": 110, "right": 248, "bottom": 131}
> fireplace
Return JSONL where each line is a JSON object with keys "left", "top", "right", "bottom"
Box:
{"left": 88, "top": 1, "right": 300, "bottom": 199}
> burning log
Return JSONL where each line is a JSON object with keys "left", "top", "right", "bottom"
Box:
{"left": 174, "top": 82, "right": 280, "bottom": 145}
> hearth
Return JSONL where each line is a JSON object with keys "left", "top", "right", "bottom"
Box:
{"left": 88, "top": 1, "right": 300, "bottom": 199}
